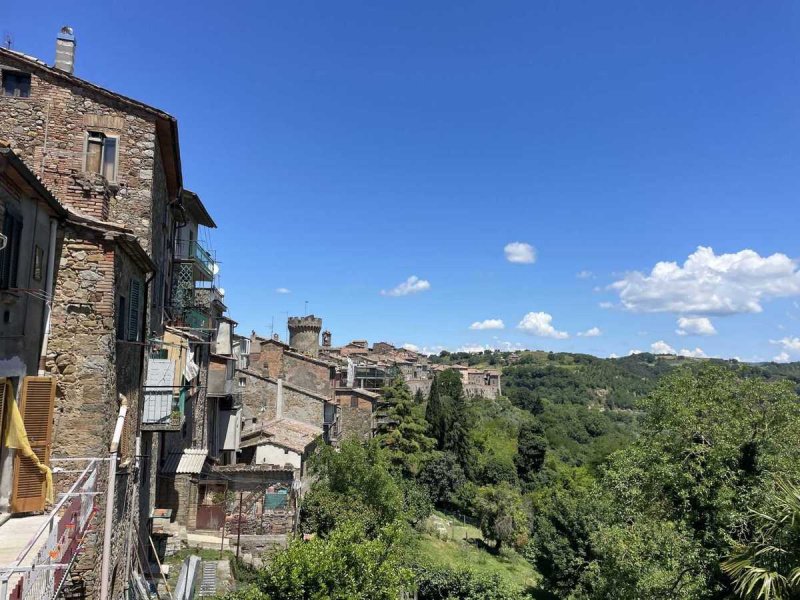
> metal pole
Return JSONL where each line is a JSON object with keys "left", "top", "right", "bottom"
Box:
{"left": 100, "top": 400, "right": 127, "bottom": 600}
{"left": 99, "top": 450, "right": 118, "bottom": 600}
{"left": 236, "top": 491, "right": 243, "bottom": 560}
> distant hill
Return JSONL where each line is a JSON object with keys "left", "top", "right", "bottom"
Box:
{"left": 431, "top": 350, "right": 800, "bottom": 468}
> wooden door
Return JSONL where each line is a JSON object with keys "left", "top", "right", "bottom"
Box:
{"left": 11, "top": 376, "right": 56, "bottom": 514}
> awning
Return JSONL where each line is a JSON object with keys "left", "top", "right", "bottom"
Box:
{"left": 162, "top": 448, "right": 207, "bottom": 474}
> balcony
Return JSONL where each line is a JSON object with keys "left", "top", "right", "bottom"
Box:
{"left": 141, "top": 389, "right": 185, "bottom": 431}
{"left": 174, "top": 240, "right": 214, "bottom": 282}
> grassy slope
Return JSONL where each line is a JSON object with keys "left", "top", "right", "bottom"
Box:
{"left": 414, "top": 512, "right": 540, "bottom": 592}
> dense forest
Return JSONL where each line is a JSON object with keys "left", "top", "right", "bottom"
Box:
{"left": 221, "top": 353, "right": 800, "bottom": 599}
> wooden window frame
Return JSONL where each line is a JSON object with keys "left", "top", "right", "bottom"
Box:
{"left": 83, "top": 131, "right": 120, "bottom": 182}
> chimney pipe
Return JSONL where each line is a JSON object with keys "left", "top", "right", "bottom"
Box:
{"left": 54, "top": 26, "right": 75, "bottom": 74}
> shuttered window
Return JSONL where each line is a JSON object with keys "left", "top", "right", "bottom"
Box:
{"left": 128, "top": 278, "right": 141, "bottom": 342}
{"left": 11, "top": 377, "right": 56, "bottom": 514}
{"left": 0, "top": 211, "right": 23, "bottom": 290}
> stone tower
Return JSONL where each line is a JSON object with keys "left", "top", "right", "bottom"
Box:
{"left": 288, "top": 315, "right": 323, "bottom": 357}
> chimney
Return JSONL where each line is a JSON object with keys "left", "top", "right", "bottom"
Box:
{"left": 54, "top": 26, "right": 76, "bottom": 74}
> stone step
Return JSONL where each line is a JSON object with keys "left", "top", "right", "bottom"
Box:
{"left": 199, "top": 561, "right": 217, "bottom": 597}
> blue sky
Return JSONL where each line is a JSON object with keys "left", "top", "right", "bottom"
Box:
{"left": 5, "top": 1, "right": 800, "bottom": 361}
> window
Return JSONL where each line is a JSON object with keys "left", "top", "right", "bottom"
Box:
{"left": 117, "top": 296, "right": 126, "bottom": 340}
{"left": 0, "top": 211, "right": 22, "bottom": 290}
{"left": 128, "top": 279, "right": 142, "bottom": 342}
{"left": 238, "top": 377, "right": 246, "bottom": 388}
{"left": 32, "top": 246, "right": 44, "bottom": 281}
{"left": 350, "top": 397, "right": 359, "bottom": 408}
{"left": 2, "top": 71, "right": 30, "bottom": 98}
{"left": 85, "top": 131, "right": 118, "bottom": 181}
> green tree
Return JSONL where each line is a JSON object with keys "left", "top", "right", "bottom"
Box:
{"left": 375, "top": 377, "right": 435, "bottom": 476}
{"left": 475, "top": 482, "right": 529, "bottom": 552}
{"left": 417, "top": 451, "right": 467, "bottom": 508}
{"left": 413, "top": 388, "right": 425, "bottom": 405}
{"left": 526, "top": 463, "right": 608, "bottom": 595}
{"left": 723, "top": 479, "right": 800, "bottom": 600}
{"left": 515, "top": 420, "right": 547, "bottom": 485}
{"left": 300, "top": 440, "right": 403, "bottom": 536}
{"left": 224, "top": 521, "right": 412, "bottom": 600}
{"left": 425, "top": 370, "right": 474, "bottom": 474}
{"left": 572, "top": 518, "right": 706, "bottom": 600}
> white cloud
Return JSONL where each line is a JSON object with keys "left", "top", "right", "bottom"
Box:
{"left": 380, "top": 275, "right": 431, "bottom": 297}
{"left": 457, "top": 344, "right": 493, "bottom": 354}
{"left": 678, "top": 347, "right": 707, "bottom": 358}
{"left": 650, "top": 340, "right": 676, "bottom": 355}
{"left": 772, "top": 337, "right": 800, "bottom": 352}
{"left": 628, "top": 349, "right": 643, "bottom": 355}
{"left": 608, "top": 353, "right": 619, "bottom": 359}
{"left": 275, "top": 287, "right": 291, "bottom": 294}
{"left": 773, "top": 351, "right": 791, "bottom": 363}
{"left": 599, "top": 301, "right": 614, "bottom": 309}
{"left": 577, "top": 270, "right": 594, "bottom": 279}
{"left": 504, "top": 242, "right": 536, "bottom": 264}
{"left": 610, "top": 247, "right": 800, "bottom": 315}
{"left": 676, "top": 317, "right": 717, "bottom": 336}
{"left": 577, "top": 326, "right": 602, "bottom": 337}
{"left": 517, "top": 312, "right": 569, "bottom": 339}
{"left": 402, "top": 343, "right": 420, "bottom": 352}
{"left": 469, "top": 319, "right": 505, "bottom": 330}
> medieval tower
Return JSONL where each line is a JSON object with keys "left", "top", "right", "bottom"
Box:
{"left": 288, "top": 315, "right": 323, "bottom": 357}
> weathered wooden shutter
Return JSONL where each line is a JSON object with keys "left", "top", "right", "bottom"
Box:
{"left": 128, "top": 278, "right": 141, "bottom": 342}
{"left": 11, "top": 377, "right": 56, "bottom": 514}
{"left": 0, "top": 379, "right": 6, "bottom": 446}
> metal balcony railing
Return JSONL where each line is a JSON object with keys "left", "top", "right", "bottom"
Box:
{"left": 0, "top": 460, "right": 100, "bottom": 600}
{"left": 174, "top": 240, "right": 214, "bottom": 280}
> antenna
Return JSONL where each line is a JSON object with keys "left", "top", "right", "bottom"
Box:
{"left": 269, "top": 316, "right": 274, "bottom": 337}
{"left": 304, "top": 300, "right": 309, "bottom": 315}
{"left": 3, "top": 33, "right": 12, "bottom": 49}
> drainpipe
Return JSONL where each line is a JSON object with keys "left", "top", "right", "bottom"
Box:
{"left": 38, "top": 218, "right": 58, "bottom": 375}
{"left": 100, "top": 395, "right": 128, "bottom": 600}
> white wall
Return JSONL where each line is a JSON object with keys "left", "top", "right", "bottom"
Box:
{"left": 255, "top": 443, "right": 301, "bottom": 469}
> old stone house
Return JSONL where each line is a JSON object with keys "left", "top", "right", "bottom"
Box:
{"left": 0, "top": 147, "right": 67, "bottom": 514}
{"left": 0, "top": 29, "right": 183, "bottom": 598}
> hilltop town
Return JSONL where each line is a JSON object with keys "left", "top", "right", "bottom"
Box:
{"left": 1, "top": 21, "right": 800, "bottom": 600}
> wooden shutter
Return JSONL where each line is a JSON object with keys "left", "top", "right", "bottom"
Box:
{"left": 128, "top": 278, "right": 141, "bottom": 342}
{"left": 11, "top": 377, "right": 56, "bottom": 514}
{"left": 0, "top": 379, "right": 6, "bottom": 446}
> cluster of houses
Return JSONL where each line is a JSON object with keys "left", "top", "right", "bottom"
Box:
{"left": 0, "top": 28, "right": 502, "bottom": 599}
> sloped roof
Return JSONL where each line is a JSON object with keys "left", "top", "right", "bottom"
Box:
{"left": 241, "top": 418, "right": 321, "bottom": 454}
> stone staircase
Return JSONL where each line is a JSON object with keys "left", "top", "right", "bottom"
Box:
{"left": 198, "top": 561, "right": 217, "bottom": 597}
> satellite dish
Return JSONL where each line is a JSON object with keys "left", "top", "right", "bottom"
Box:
{"left": 211, "top": 263, "right": 220, "bottom": 275}
{"left": 218, "top": 288, "right": 225, "bottom": 296}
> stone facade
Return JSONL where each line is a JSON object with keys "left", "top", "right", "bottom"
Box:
{"left": 0, "top": 47, "right": 179, "bottom": 339}
{"left": 287, "top": 315, "right": 322, "bottom": 357}
{"left": 239, "top": 370, "right": 325, "bottom": 428}
{"left": 333, "top": 389, "right": 376, "bottom": 440}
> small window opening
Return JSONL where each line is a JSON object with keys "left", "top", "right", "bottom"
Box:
{"left": 2, "top": 71, "right": 30, "bottom": 98}
{"left": 85, "top": 131, "right": 118, "bottom": 181}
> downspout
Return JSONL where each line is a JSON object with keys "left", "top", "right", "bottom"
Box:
{"left": 38, "top": 218, "right": 58, "bottom": 375}
{"left": 100, "top": 395, "right": 128, "bottom": 600}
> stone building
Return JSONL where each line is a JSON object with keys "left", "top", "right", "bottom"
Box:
{"left": 0, "top": 147, "right": 67, "bottom": 514}
{"left": 287, "top": 314, "right": 323, "bottom": 357}
{"left": 0, "top": 29, "right": 184, "bottom": 598}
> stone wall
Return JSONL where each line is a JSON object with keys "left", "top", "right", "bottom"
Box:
{"left": 250, "top": 340, "right": 333, "bottom": 398}
{"left": 239, "top": 371, "right": 325, "bottom": 428}
{"left": 0, "top": 52, "right": 167, "bottom": 252}
{"left": 47, "top": 226, "right": 117, "bottom": 459}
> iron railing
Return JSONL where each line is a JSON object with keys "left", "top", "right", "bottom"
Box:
{"left": 0, "top": 459, "right": 100, "bottom": 600}
{"left": 174, "top": 240, "right": 214, "bottom": 279}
